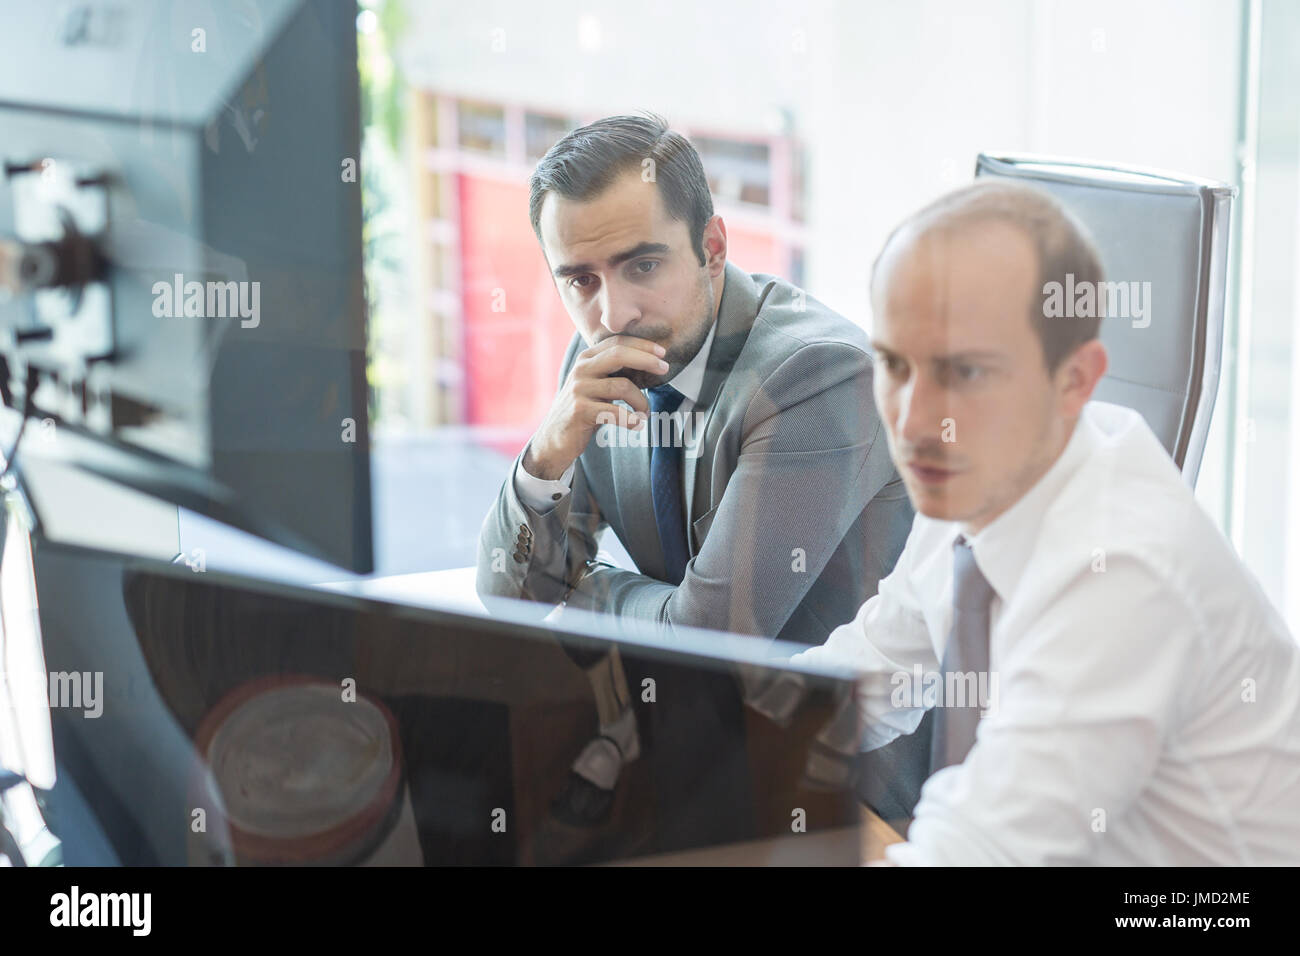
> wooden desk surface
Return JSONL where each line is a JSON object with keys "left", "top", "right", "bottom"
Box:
{"left": 861, "top": 804, "right": 907, "bottom": 862}
{"left": 606, "top": 806, "right": 904, "bottom": 866}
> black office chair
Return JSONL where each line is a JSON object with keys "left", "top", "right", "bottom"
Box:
{"left": 858, "top": 155, "right": 1236, "bottom": 829}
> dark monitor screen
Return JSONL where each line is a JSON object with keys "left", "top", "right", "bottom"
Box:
{"left": 0, "top": 0, "right": 372, "bottom": 572}
{"left": 31, "top": 530, "right": 861, "bottom": 866}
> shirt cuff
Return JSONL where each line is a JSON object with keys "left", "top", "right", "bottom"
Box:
{"left": 513, "top": 455, "right": 575, "bottom": 513}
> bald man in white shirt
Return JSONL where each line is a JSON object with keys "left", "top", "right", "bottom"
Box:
{"left": 798, "top": 181, "right": 1300, "bottom": 865}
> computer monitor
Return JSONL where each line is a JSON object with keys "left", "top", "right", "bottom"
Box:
{"left": 0, "top": 0, "right": 372, "bottom": 572}
{"left": 31, "top": 531, "right": 862, "bottom": 865}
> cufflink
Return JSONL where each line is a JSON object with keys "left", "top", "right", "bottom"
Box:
{"left": 551, "top": 492, "right": 562, "bottom": 501}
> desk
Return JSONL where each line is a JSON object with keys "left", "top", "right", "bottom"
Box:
{"left": 861, "top": 805, "right": 906, "bottom": 862}
{"left": 316, "top": 566, "right": 485, "bottom": 614}
{"left": 612, "top": 806, "right": 904, "bottom": 866}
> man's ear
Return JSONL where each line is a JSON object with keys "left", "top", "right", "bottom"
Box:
{"left": 1058, "top": 339, "right": 1108, "bottom": 417}
{"left": 701, "top": 215, "right": 727, "bottom": 276}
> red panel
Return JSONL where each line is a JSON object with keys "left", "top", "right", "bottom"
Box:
{"left": 458, "top": 175, "right": 573, "bottom": 454}
{"left": 723, "top": 227, "right": 781, "bottom": 277}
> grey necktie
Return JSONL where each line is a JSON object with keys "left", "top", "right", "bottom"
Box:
{"left": 929, "top": 535, "right": 996, "bottom": 775}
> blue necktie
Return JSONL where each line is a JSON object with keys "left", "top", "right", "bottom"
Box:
{"left": 648, "top": 384, "right": 688, "bottom": 585}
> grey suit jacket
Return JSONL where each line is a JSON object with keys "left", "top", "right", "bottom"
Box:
{"left": 476, "top": 261, "right": 912, "bottom": 647}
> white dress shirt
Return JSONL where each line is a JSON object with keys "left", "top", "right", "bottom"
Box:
{"left": 514, "top": 321, "right": 718, "bottom": 513}
{"left": 796, "top": 401, "right": 1300, "bottom": 865}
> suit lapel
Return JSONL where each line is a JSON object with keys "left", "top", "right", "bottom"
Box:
{"left": 609, "top": 433, "right": 663, "bottom": 580}
{"left": 684, "top": 262, "right": 758, "bottom": 533}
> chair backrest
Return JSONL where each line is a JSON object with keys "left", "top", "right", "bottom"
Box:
{"left": 974, "top": 153, "right": 1234, "bottom": 485}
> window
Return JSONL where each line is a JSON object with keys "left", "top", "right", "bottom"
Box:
{"left": 456, "top": 100, "right": 506, "bottom": 155}
{"left": 525, "top": 111, "right": 571, "bottom": 163}
{"left": 693, "top": 136, "right": 772, "bottom": 207}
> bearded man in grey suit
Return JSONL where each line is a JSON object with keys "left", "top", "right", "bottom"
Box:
{"left": 476, "top": 113, "right": 911, "bottom": 835}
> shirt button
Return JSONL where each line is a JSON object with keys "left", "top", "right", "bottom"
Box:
{"left": 551, "top": 492, "right": 562, "bottom": 501}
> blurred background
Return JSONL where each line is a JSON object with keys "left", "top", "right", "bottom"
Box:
{"left": 354, "top": 0, "right": 1300, "bottom": 632}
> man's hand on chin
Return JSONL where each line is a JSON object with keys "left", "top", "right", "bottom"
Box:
{"left": 525, "top": 335, "right": 666, "bottom": 480}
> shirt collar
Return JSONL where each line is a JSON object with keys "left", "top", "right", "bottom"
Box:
{"left": 660, "top": 319, "right": 717, "bottom": 406}
{"left": 959, "top": 405, "right": 1102, "bottom": 602}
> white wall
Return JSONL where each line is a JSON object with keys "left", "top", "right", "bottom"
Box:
{"left": 401, "top": 0, "right": 835, "bottom": 134}
{"left": 801, "top": 0, "right": 1241, "bottom": 325}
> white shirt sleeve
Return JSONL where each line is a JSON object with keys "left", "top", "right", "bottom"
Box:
{"left": 512, "top": 454, "right": 575, "bottom": 514}
{"left": 793, "top": 520, "right": 940, "bottom": 752}
{"left": 885, "top": 554, "right": 1201, "bottom": 866}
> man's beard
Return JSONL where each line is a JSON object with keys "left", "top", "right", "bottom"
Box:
{"left": 615, "top": 305, "right": 715, "bottom": 390}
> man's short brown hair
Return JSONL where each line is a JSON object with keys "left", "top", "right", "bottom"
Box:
{"left": 871, "top": 181, "right": 1105, "bottom": 372}
{"left": 529, "top": 112, "right": 714, "bottom": 267}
